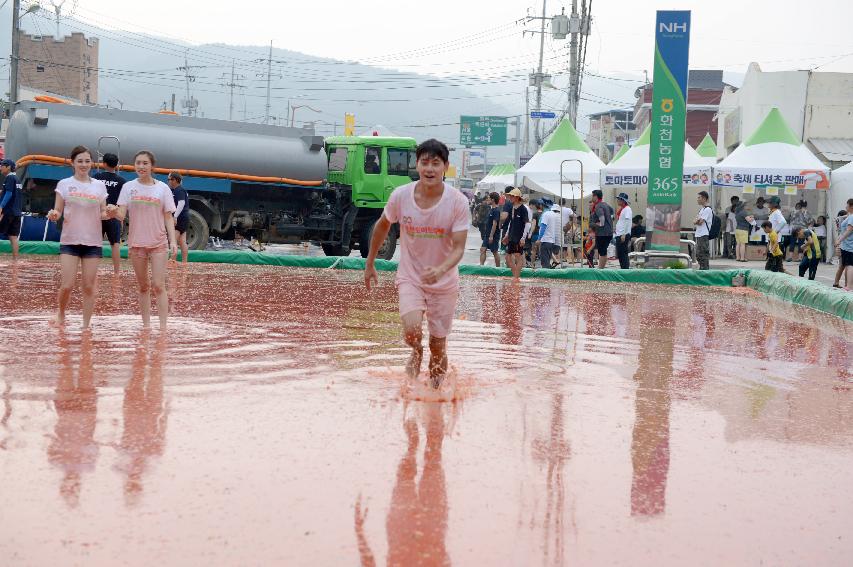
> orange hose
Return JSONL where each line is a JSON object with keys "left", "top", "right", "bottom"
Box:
{"left": 34, "top": 95, "right": 69, "bottom": 104}
{"left": 15, "top": 154, "right": 325, "bottom": 187}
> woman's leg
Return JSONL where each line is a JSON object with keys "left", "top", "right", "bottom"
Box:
{"left": 798, "top": 256, "right": 809, "bottom": 278}
{"left": 149, "top": 250, "right": 170, "bottom": 329}
{"left": 130, "top": 251, "right": 152, "bottom": 328}
{"left": 55, "top": 253, "right": 80, "bottom": 324}
{"left": 808, "top": 257, "right": 819, "bottom": 280}
{"left": 80, "top": 256, "right": 100, "bottom": 328}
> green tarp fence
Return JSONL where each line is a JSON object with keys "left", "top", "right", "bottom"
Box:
{"left": 2, "top": 240, "right": 851, "bottom": 321}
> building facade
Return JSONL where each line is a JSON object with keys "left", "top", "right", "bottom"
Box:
{"left": 586, "top": 109, "right": 635, "bottom": 163}
{"left": 633, "top": 69, "right": 726, "bottom": 149}
{"left": 17, "top": 32, "right": 98, "bottom": 105}
{"left": 717, "top": 63, "right": 853, "bottom": 167}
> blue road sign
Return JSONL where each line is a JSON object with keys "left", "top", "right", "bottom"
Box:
{"left": 530, "top": 111, "right": 556, "bottom": 119}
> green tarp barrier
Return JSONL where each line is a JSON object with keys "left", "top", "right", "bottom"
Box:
{"left": 2, "top": 239, "right": 850, "bottom": 321}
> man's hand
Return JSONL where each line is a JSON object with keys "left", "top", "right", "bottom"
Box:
{"left": 421, "top": 265, "right": 445, "bottom": 285}
{"left": 519, "top": 237, "right": 526, "bottom": 247}
{"left": 105, "top": 204, "right": 118, "bottom": 218}
{"left": 364, "top": 262, "right": 379, "bottom": 291}
{"left": 46, "top": 209, "right": 59, "bottom": 222}
{"left": 501, "top": 235, "right": 508, "bottom": 245}
{"left": 169, "top": 241, "right": 178, "bottom": 259}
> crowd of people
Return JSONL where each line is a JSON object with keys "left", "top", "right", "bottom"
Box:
{"left": 471, "top": 186, "right": 650, "bottom": 274}
{"left": 0, "top": 148, "right": 191, "bottom": 330}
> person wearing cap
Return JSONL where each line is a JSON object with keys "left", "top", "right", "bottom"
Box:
{"left": 693, "top": 191, "right": 713, "bottom": 270}
{"left": 537, "top": 203, "right": 566, "bottom": 268}
{"left": 498, "top": 186, "right": 514, "bottom": 252}
{"left": 501, "top": 188, "right": 530, "bottom": 279}
{"left": 92, "top": 153, "right": 126, "bottom": 273}
{"left": 0, "top": 159, "right": 22, "bottom": 259}
{"left": 613, "top": 192, "right": 633, "bottom": 269}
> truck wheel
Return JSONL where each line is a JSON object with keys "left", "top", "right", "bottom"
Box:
{"left": 186, "top": 209, "right": 210, "bottom": 250}
{"left": 360, "top": 220, "right": 397, "bottom": 260}
{"left": 321, "top": 243, "right": 345, "bottom": 256}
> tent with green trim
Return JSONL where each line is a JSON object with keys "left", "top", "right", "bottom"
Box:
{"left": 713, "top": 108, "right": 830, "bottom": 190}
{"left": 610, "top": 143, "right": 630, "bottom": 163}
{"left": 476, "top": 163, "right": 516, "bottom": 192}
{"left": 515, "top": 119, "right": 604, "bottom": 198}
{"left": 599, "top": 124, "right": 712, "bottom": 189}
{"left": 695, "top": 133, "right": 718, "bottom": 166}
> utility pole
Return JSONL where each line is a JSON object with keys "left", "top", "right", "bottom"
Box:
{"left": 222, "top": 59, "right": 245, "bottom": 121}
{"left": 568, "top": 0, "right": 579, "bottom": 125}
{"left": 177, "top": 51, "right": 201, "bottom": 117}
{"left": 523, "top": 88, "right": 530, "bottom": 156}
{"left": 10, "top": 0, "right": 22, "bottom": 106}
{"left": 255, "top": 41, "right": 282, "bottom": 125}
{"left": 535, "top": 0, "right": 546, "bottom": 145}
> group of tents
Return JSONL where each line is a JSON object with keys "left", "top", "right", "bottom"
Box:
{"left": 475, "top": 108, "right": 853, "bottom": 258}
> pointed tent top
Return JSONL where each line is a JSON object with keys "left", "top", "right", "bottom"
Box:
{"left": 744, "top": 107, "right": 801, "bottom": 147}
{"left": 696, "top": 133, "right": 717, "bottom": 157}
{"left": 634, "top": 124, "right": 651, "bottom": 147}
{"left": 610, "top": 143, "right": 630, "bottom": 163}
{"left": 486, "top": 163, "right": 516, "bottom": 176}
{"left": 540, "top": 119, "right": 592, "bottom": 153}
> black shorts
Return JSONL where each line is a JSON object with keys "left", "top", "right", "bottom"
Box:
{"left": 765, "top": 254, "right": 784, "bottom": 272}
{"left": 175, "top": 215, "right": 189, "bottom": 234}
{"left": 481, "top": 236, "right": 499, "bottom": 253}
{"left": 506, "top": 241, "right": 524, "bottom": 255}
{"left": 59, "top": 244, "right": 103, "bottom": 258}
{"left": 842, "top": 249, "right": 853, "bottom": 267}
{"left": 595, "top": 234, "right": 613, "bottom": 256}
{"left": 0, "top": 214, "right": 22, "bottom": 237}
{"left": 102, "top": 218, "right": 122, "bottom": 245}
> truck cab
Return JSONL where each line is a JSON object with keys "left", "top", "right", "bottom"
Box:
{"left": 323, "top": 136, "right": 418, "bottom": 259}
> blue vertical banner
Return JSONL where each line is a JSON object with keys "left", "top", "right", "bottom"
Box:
{"left": 647, "top": 10, "right": 691, "bottom": 252}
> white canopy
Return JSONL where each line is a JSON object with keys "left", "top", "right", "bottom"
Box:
{"left": 829, "top": 161, "right": 853, "bottom": 259}
{"left": 600, "top": 125, "right": 712, "bottom": 189}
{"left": 476, "top": 163, "right": 516, "bottom": 193}
{"left": 515, "top": 119, "right": 604, "bottom": 199}
{"left": 713, "top": 108, "right": 830, "bottom": 190}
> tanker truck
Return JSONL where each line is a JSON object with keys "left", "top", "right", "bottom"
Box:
{"left": 5, "top": 101, "right": 420, "bottom": 259}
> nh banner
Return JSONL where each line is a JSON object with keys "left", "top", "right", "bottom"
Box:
{"left": 647, "top": 10, "right": 691, "bottom": 252}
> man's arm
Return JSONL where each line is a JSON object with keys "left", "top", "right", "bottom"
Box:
{"left": 364, "top": 215, "right": 392, "bottom": 290}
{"left": 422, "top": 229, "right": 467, "bottom": 285}
{"left": 835, "top": 225, "right": 852, "bottom": 248}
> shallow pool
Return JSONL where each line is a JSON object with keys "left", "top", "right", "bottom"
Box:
{"left": 0, "top": 258, "right": 851, "bottom": 566}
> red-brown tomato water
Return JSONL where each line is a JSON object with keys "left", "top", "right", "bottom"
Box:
{"left": 0, "top": 257, "right": 851, "bottom": 566}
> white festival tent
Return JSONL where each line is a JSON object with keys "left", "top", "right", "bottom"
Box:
{"left": 515, "top": 119, "right": 605, "bottom": 200}
{"left": 476, "top": 164, "right": 516, "bottom": 193}
{"left": 828, "top": 161, "right": 853, "bottom": 259}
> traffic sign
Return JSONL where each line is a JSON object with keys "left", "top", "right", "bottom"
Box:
{"left": 530, "top": 111, "right": 556, "bottom": 119}
{"left": 459, "top": 115, "right": 507, "bottom": 146}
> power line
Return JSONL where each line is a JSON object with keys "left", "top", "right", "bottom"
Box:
{"left": 221, "top": 59, "right": 245, "bottom": 121}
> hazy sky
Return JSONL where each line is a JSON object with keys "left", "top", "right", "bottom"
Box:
{"left": 39, "top": 0, "right": 853, "bottom": 78}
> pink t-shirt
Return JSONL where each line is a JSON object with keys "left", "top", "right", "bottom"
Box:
{"left": 117, "top": 179, "right": 176, "bottom": 248}
{"left": 382, "top": 182, "right": 470, "bottom": 292}
{"left": 55, "top": 176, "right": 107, "bottom": 247}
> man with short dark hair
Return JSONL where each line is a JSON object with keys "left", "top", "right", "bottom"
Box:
{"left": 93, "top": 153, "right": 126, "bottom": 272}
{"left": 589, "top": 189, "right": 613, "bottom": 268}
{"left": 0, "top": 159, "right": 22, "bottom": 260}
{"left": 694, "top": 190, "right": 713, "bottom": 270}
{"left": 365, "top": 139, "right": 470, "bottom": 390}
{"left": 479, "top": 192, "right": 501, "bottom": 267}
{"left": 167, "top": 171, "right": 189, "bottom": 264}
{"left": 499, "top": 186, "right": 514, "bottom": 251}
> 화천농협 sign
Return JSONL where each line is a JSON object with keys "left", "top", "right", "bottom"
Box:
{"left": 459, "top": 116, "right": 507, "bottom": 146}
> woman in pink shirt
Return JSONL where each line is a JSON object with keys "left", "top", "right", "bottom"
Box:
{"left": 47, "top": 145, "right": 108, "bottom": 328}
{"left": 109, "top": 150, "right": 177, "bottom": 329}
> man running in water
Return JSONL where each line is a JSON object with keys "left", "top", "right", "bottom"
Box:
{"left": 364, "top": 139, "right": 470, "bottom": 389}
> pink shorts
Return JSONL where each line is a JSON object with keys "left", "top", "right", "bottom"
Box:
{"left": 129, "top": 243, "right": 167, "bottom": 259}
{"left": 398, "top": 281, "right": 459, "bottom": 338}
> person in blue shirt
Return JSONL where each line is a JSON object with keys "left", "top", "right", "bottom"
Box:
{"left": 0, "top": 159, "right": 22, "bottom": 259}
{"left": 835, "top": 198, "right": 853, "bottom": 290}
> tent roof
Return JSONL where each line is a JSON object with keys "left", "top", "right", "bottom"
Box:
{"left": 610, "top": 143, "right": 630, "bottom": 163}
{"left": 696, "top": 133, "right": 717, "bottom": 158}
{"left": 540, "top": 119, "right": 592, "bottom": 153}
{"left": 834, "top": 161, "right": 853, "bottom": 174}
{"left": 743, "top": 107, "right": 801, "bottom": 146}
{"left": 485, "top": 163, "right": 516, "bottom": 176}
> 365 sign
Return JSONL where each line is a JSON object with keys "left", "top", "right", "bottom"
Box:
{"left": 459, "top": 116, "right": 507, "bottom": 146}
{"left": 647, "top": 10, "right": 691, "bottom": 251}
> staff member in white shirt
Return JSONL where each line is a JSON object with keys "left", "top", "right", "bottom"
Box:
{"left": 694, "top": 190, "right": 713, "bottom": 270}
{"left": 613, "top": 192, "right": 633, "bottom": 269}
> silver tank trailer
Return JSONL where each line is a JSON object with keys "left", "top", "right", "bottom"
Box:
{"left": 6, "top": 102, "right": 328, "bottom": 181}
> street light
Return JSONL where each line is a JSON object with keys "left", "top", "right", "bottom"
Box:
{"left": 10, "top": 1, "right": 42, "bottom": 105}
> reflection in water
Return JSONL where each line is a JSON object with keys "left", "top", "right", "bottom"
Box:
{"left": 356, "top": 403, "right": 451, "bottom": 567}
{"left": 631, "top": 304, "right": 674, "bottom": 517}
{"left": 530, "top": 393, "right": 570, "bottom": 566}
{"left": 116, "top": 333, "right": 168, "bottom": 507}
{"left": 47, "top": 333, "right": 98, "bottom": 508}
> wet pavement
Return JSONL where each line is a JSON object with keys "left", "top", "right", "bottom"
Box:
{"left": 1, "top": 257, "right": 852, "bottom": 566}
